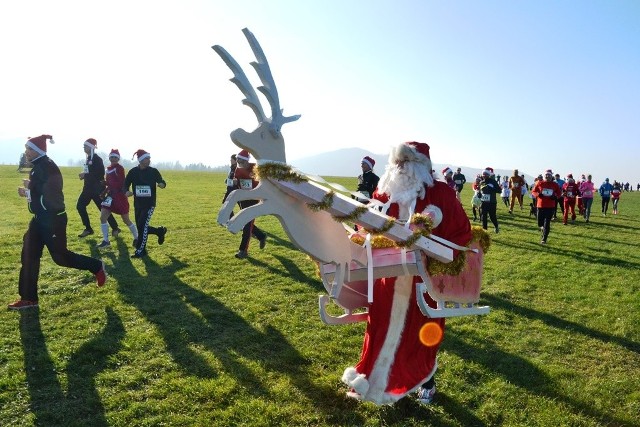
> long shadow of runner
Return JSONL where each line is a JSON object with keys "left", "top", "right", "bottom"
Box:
{"left": 19, "top": 307, "right": 125, "bottom": 427}
{"left": 111, "top": 244, "right": 329, "bottom": 406}
{"left": 442, "top": 310, "right": 634, "bottom": 425}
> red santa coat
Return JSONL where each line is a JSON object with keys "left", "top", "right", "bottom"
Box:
{"left": 343, "top": 181, "right": 472, "bottom": 404}
{"left": 103, "top": 163, "right": 130, "bottom": 215}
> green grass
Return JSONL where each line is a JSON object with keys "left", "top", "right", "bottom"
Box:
{"left": 1, "top": 165, "right": 638, "bottom": 426}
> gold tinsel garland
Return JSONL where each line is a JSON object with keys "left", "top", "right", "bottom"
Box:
{"left": 349, "top": 224, "right": 491, "bottom": 277}
{"left": 307, "top": 191, "right": 334, "bottom": 211}
{"left": 256, "top": 163, "right": 307, "bottom": 183}
{"left": 349, "top": 213, "right": 434, "bottom": 247}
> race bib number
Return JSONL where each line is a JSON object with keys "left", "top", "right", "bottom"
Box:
{"left": 102, "top": 196, "right": 113, "bottom": 207}
{"left": 239, "top": 179, "right": 253, "bottom": 190}
{"left": 566, "top": 191, "right": 574, "bottom": 197}
{"left": 135, "top": 185, "right": 152, "bottom": 197}
{"left": 513, "top": 183, "right": 519, "bottom": 188}
{"left": 454, "top": 179, "right": 462, "bottom": 184}
{"left": 25, "top": 189, "right": 31, "bottom": 203}
{"left": 583, "top": 190, "right": 592, "bottom": 197}
{"left": 602, "top": 190, "right": 610, "bottom": 196}
{"left": 225, "top": 178, "right": 234, "bottom": 187}
{"left": 481, "top": 194, "right": 490, "bottom": 202}
{"left": 542, "top": 188, "right": 554, "bottom": 196}
{"left": 612, "top": 190, "right": 620, "bottom": 196}
{"left": 83, "top": 165, "right": 89, "bottom": 174}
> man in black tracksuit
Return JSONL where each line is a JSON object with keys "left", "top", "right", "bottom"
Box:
{"left": 77, "top": 138, "right": 120, "bottom": 237}
{"left": 9, "top": 135, "right": 106, "bottom": 310}
{"left": 124, "top": 149, "right": 167, "bottom": 258}
{"left": 479, "top": 169, "right": 501, "bottom": 234}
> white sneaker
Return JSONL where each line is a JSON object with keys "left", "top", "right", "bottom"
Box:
{"left": 417, "top": 385, "right": 436, "bottom": 404}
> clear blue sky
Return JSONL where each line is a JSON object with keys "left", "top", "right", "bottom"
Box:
{"left": 1, "top": 0, "right": 639, "bottom": 184}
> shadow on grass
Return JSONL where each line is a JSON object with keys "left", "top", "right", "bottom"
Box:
{"left": 443, "top": 329, "right": 632, "bottom": 427}
{"left": 19, "top": 307, "right": 125, "bottom": 427}
{"left": 110, "top": 242, "right": 331, "bottom": 411}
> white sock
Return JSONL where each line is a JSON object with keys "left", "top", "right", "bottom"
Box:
{"left": 128, "top": 223, "right": 139, "bottom": 239}
{"left": 101, "top": 223, "right": 110, "bottom": 242}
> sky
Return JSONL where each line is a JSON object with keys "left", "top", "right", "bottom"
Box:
{"left": 1, "top": 0, "right": 639, "bottom": 184}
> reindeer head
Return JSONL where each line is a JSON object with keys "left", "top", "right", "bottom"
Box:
{"left": 213, "top": 28, "right": 300, "bottom": 164}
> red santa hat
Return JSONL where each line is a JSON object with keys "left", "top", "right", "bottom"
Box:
{"left": 406, "top": 141, "right": 430, "bottom": 160}
{"left": 109, "top": 149, "right": 121, "bottom": 159}
{"left": 567, "top": 173, "right": 573, "bottom": 179}
{"left": 482, "top": 167, "right": 493, "bottom": 176}
{"left": 237, "top": 149, "right": 251, "bottom": 161}
{"left": 84, "top": 138, "right": 97, "bottom": 149}
{"left": 132, "top": 149, "right": 150, "bottom": 162}
{"left": 26, "top": 134, "right": 54, "bottom": 156}
{"left": 442, "top": 167, "right": 453, "bottom": 176}
{"left": 361, "top": 156, "right": 375, "bottom": 169}
{"left": 544, "top": 169, "right": 553, "bottom": 176}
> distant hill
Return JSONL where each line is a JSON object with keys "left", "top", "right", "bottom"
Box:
{"left": 290, "top": 147, "right": 535, "bottom": 184}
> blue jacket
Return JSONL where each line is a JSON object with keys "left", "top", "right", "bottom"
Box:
{"left": 599, "top": 181, "right": 614, "bottom": 197}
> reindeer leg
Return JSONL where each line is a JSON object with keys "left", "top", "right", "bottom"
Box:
{"left": 227, "top": 201, "right": 275, "bottom": 234}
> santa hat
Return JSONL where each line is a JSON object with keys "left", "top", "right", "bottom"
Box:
{"left": 84, "top": 138, "right": 97, "bottom": 149}
{"left": 237, "top": 149, "right": 251, "bottom": 161}
{"left": 406, "top": 141, "right": 430, "bottom": 160}
{"left": 567, "top": 173, "right": 573, "bottom": 179}
{"left": 26, "top": 135, "right": 54, "bottom": 156}
{"left": 544, "top": 169, "right": 553, "bottom": 176}
{"left": 109, "top": 149, "right": 121, "bottom": 160}
{"left": 132, "top": 149, "right": 150, "bottom": 162}
{"left": 482, "top": 167, "right": 493, "bottom": 176}
{"left": 361, "top": 156, "right": 375, "bottom": 169}
{"left": 442, "top": 167, "right": 453, "bottom": 176}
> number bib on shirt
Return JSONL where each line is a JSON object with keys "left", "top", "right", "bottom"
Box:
{"left": 83, "top": 165, "right": 89, "bottom": 174}
{"left": 566, "top": 191, "right": 574, "bottom": 197}
{"left": 481, "top": 194, "right": 490, "bottom": 202}
{"left": 226, "top": 178, "right": 234, "bottom": 187}
{"left": 25, "top": 189, "right": 31, "bottom": 203}
{"left": 454, "top": 179, "right": 462, "bottom": 184}
{"left": 542, "top": 188, "right": 554, "bottom": 197}
{"left": 135, "top": 185, "right": 152, "bottom": 197}
{"left": 583, "top": 190, "right": 592, "bottom": 197}
{"left": 102, "top": 196, "right": 113, "bottom": 207}
{"left": 239, "top": 179, "right": 253, "bottom": 190}
{"left": 602, "top": 191, "right": 610, "bottom": 196}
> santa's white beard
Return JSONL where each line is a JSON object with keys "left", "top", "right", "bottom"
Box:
{"left": 378, "top": 162, "right": 433, "bottom": 220}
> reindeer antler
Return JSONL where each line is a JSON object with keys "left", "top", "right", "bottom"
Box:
{"left": 242, "top": 28, "right": 301, "bottom": 135}
{"left": 211, "top": 44, "right": 267, "bottom": 123}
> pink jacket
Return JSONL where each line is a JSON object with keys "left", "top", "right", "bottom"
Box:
{"left": 579, "top": 181, "right": 596, "bottom": 199}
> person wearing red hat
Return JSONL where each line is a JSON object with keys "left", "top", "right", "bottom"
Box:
{"left": 124, "top": 149, "right": 167, "bottom": 258}
{"left": 342, "top": 141, "right": 471, "bottom": 405}
{"left": 441, "top": 167, "right": 456, "bottom": 192}
{"left": 355, "top": 156, "right": 380, "bottom": 202}
{"left": 531, "top": 170, "right": 562, "bottom": 244}
{"left": 232, "top": 150, "right": 266, "bottom": 259}
{"left": 561, "top": 174, "right": 580, "bottom": 225}
{"left": 9, "top": 135, "right": 107, "bottom": 310}
{"left": 96, "top": 149, "right": 139, "bottom": 249}
{"left": 77, "top": 138, "right": 121, "bottom": 238}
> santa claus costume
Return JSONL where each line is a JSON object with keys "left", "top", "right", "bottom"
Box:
{"left": 343, "top": 142, "right": 472, "bottom": 405}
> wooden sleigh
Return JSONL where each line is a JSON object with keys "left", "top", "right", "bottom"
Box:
{"left": 319, "top": 240, "right": 490, "bottom": 324}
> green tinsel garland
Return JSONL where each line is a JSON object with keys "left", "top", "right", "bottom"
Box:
{"left": 256, "top": 163, "right": 307, "bottom": 183}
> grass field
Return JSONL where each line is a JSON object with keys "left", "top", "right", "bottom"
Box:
{"left": 0, "top": 164, "right": 638, "bottom": 427}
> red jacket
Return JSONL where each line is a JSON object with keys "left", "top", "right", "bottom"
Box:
{"left": 532, "top": 180, "right": 561, "bottom": 208}
{"left": 562, "top": 181, "right": 580, "bottom": 200}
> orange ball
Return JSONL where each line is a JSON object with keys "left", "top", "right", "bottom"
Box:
{"left": 419, "top": 322, "right": 443, "bottom": 347}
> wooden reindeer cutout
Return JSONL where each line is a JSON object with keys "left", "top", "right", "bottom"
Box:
{"left": 212, "top": 28, "right": 368, "bottom": 296}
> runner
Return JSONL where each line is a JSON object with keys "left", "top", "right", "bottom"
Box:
{"left": 124, "top": 149, "right": 168, "bottom": 258}
{"left": 96, "top": 149, "right": 139, "bottom": 250}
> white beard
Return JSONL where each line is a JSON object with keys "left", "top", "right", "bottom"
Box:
{"left": 378, "top": 160, "right": 433, "bottom": 221}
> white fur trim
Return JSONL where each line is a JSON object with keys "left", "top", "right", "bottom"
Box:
{"left": 137, "top": 153, "right": 150, "bottom": 162}
{"left": 365, "top": 275, "right": 413, "bottom": 404}
{"left": 423, "top": 204, "right": 443, "bottom": 228}
{"left": 342, "top": 367, "right": 370, "bottom": 397}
